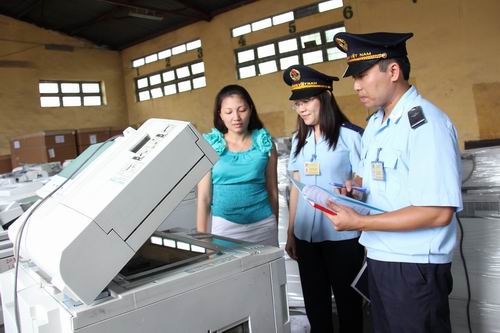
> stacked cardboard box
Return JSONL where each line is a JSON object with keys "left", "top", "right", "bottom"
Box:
{"left": 76, "top": 127, "right": 111, "bottom": 154}
{"left": 10, "top": 130, "right": 77, "bottom": 168}
{"left": 0, "top": 155, "right": 11, "bottom": 174}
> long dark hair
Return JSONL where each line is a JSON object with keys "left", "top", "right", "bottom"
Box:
{"left": 213, "top": 84, "right": 264, "bottom": 133}
{"left": 293, "top": 91, "right": 349, "bottom": 158}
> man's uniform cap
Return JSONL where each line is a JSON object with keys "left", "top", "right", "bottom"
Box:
{"left": 333, "top": 32, "right": 413, "bottom": 77}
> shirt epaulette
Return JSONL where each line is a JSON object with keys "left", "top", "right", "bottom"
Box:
{"left": 342, "top": 122, "right": 364, "bottom": 135}
{"left": 407, "top": 106, "right": 427, "bottom": 129}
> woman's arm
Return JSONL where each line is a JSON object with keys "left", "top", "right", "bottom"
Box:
{"left": 266, "top": 145, "right": 279, "bottom": 223}
{"left": 286, "top": 171, "right": 300, "bottom": 260}
{"left": 196, "top": 171, "right": 212, "bottom": 233}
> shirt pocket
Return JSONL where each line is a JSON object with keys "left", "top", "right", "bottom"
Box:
{"left": 378, "top": 148, "right": 401, "bottom": 195}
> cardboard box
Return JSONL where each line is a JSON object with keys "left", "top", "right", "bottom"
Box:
{"left": 76, "top": 127, "right": 111, "bottom": 154}
{"left": 10, "top": 130, "right": 77, "bottom": 168}
{"left": 0, "top": 155, "right": 12, "bottom": 174}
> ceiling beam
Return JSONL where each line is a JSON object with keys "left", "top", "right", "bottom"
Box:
{"left": 17, "top": 0, "right": 42, "bottom": 19}
{"left": 64, "top": 7, "right": 123, "bottom": 34}
{"left": 98, "top": 0, "right": 210, "bottom": 21}
{"left": 171, "top": 0, "right": 212, "bottom": 21}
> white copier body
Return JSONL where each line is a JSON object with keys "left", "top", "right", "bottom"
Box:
{"left": 0, "top": 118, "right": 290, "bottom": 333}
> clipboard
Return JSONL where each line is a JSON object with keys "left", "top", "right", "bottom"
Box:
{"left": 351, "top": 261, "right": 370, "bottom": 303}
{"left": 307, "top": 200, "right": 336, "bottom": 216}
{"left": 288, "top": 176, "right": 385, "bottom": 216}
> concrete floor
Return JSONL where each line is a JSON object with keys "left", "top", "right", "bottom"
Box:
{"left": 290, "top": 305, "right": 373, "bottom": 333}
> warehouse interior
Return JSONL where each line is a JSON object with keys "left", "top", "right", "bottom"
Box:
{"left": 0, "top": 0, "right": 499, "bottom": 332}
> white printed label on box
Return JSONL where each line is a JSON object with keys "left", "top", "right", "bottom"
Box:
{"left": 89, "top": 134, "right": 97, "bottom": 144}
{"left": 55, "top": 135, "right": 65, "bottom": 144}
{"left": 13, "top": 141, "right": 20, "bottom": 149}
{"left": 48, "top": 148, "right": 55, "bottom": 158}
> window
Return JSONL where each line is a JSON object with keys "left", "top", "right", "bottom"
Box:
{"left": 39, "top": 81, "right": 104, "bottom": 108}
{"left": 135, "top": 61, "right": 206, "bottom": 102}
{"left": 235, "top": 24, "right": 346, "bottom": 79}
{"left": 131, "top": 39, "right": 202, "bottom": 68}
{"left": 231, "top": 1, "right": 343, "bottom": 37}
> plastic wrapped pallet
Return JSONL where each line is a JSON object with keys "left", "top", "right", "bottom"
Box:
{"left": 462, "top": 146, "right": 500, "bottom": 190}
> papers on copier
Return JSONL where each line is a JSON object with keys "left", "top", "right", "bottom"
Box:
{"left": 288, "top": 176, "right": 385, "bottom": 215}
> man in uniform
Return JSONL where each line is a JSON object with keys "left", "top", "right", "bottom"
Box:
{"left": 325, "top": 32, "right": 462, "bottom": 332}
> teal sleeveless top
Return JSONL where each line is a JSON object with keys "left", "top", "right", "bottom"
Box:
{"left": 203, "top": 128, "right": 273, "bottom": 224}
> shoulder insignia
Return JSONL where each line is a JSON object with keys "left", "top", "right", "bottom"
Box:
{"left": 341, "top": 122, "right": 364, "bottom": 135}
{"left": 408, "top": 106, "right": 427, "bottom": 129}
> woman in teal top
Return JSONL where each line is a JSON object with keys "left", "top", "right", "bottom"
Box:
{"left": 197, "top": 84, "right": 279, "bottom": 246}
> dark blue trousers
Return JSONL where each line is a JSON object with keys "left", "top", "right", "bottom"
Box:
{"left": 367, "top": 258, "right": 453, "bottom": 333}
{"left": 295, "top": 237, "right": 365, "bottom": 333}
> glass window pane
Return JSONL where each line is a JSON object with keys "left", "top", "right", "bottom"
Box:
{"left": 39, "top": 82, "right": 58, "bottom": 93}
{"left": 272, "top": 11, "right": 294, "bottom": 25}
{"left": 186, "top": 39, "right": 202, "bottom": 50}
{"left": 82, "top": 83, "right": 100, "bottom": 93}
{"left": 239, "top": 65, "right": 256, "bottom": 79}
{"left": 61, "top": 83, "right": 80, "bottom": 93}
{"left": 257, "top": 44, "right": 275, "bottom": 58}
{"left": 301, "top": 32, "right": 322, "bottom": 48}
{"left": 40, "top": 96, "right": 60, "bottom": 107}
{"left": 149, "top": 74, "right": 161, "bottom": 86}
{"left": 191, "top": 62, "right": 205, "bottom": 74}
{"left": 145, "top": 54, "right": 158, "bottom": 64}
{"left": 158, "top": 49, "right": 171, "bottom": 59}
{"left": 83, "top": 96, "right": 101, "bottom": 106}
{"left": 132, "top": 58, "right": 145, "bottom": 68}
{"left": 178, "top": 80, "right": 192, "bottom": 92}
{"left": 176, "top": 66, "right": 190, "bottom": 79}
{"left": 303, "top": 50, "right": 324, "bottom": 65}
{"left": 232, "top": 24, "right": 251, "bottom": 37}
{"left": 138, "top": 91, "right": 150, "bottom": 101}
{"left": 251, "top": 18, "right": 272, "bottom": 32}
{"left": 327, "top": 47, "right": 346, "bottom": 61}
{"left": 193, "top": 76, "right": 206, "bottom": 89}
{"left": 151, "top": 87, "right": 163, "bottom": 99}
{"left": 137, "top": 77, "right": 149, "bottom": 89}
{"left": 237, "top": 49, "right": 255, "bottom": 63}
{"left": 278, "top": 38, "right": 298, "bottom": 53}
{"left": 318, "top": 0, "right": 343, "bottom": 12}
{"left": 164, "top": 84, "right": 176, "bottom": 96}
{"left": 162, "top": 70, "right": 175, "bottom": 82}
{"left": 62, "top": 96, "right": 82, "bottom": 107}
{"left": 279, "top": 55, "right": 299, "bottom": 70}
{"left": 258, "top": 60, "right": 278, "bottom": 75}
{"left": 172, "top": 44, "right": 186, "bottom": 55}
{"left": 325, "top": 26, "right": 346, "bottom": 43}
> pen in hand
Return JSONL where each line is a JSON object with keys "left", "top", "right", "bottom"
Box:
{"left": 330, "top": 182, "right": 367, "bottom": 193}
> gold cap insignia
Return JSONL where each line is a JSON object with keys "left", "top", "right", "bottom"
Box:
{"left": 290, "top": 68, "right": 301, "bottom": 82}
{"left": 335, "top": 37, "right": 348, "bottom": 52}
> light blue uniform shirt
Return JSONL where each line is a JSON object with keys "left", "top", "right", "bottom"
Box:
{"left": 359, "top": 86, "right": 462, "bottom": 264}
{"left": 288, "top": 124, "right": 362, "bottom": 242}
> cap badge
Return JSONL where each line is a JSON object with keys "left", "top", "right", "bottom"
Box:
{"left": 335, "top": 37, "right": 348, "bottom": 52}
{"left": 290, "top": 68, "right": 301, "bottom": 82}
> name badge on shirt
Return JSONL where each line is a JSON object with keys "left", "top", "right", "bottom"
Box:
{"left": 305, "top": 162, "right": 320, "bottom": 175}
{"left": 371, "top": 161, "right": 385, "bottom": 181}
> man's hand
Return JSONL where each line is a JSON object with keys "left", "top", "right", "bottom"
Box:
{"left": 324, "top": 201, "right": 364, "bottom": 231}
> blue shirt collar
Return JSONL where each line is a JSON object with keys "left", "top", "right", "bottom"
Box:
{"left": 371, "top": 85, "right": 417, "bottom": 124}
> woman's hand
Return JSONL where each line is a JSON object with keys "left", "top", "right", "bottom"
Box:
{"left": 285, "top": 233, "right": 298, "bottom": 260}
